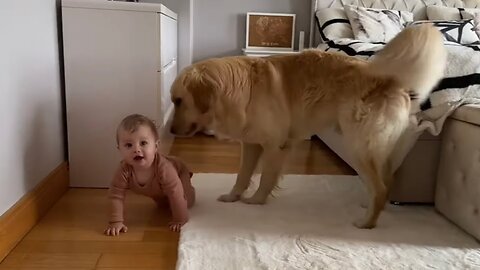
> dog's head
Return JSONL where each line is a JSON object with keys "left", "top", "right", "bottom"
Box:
{"left": 169, "top": 64, "right": 217, "bottom": 136}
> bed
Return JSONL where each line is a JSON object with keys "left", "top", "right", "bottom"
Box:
{"left": 309, "top": 0, "right": 480, "bottom": 203}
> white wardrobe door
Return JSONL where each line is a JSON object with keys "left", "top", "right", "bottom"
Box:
{"left": 160, "top": 13, "right": 177, "bottom": 68}
{"left": 160, "top": 60, "right": 177, "bottom": 126}
{"left": 63, "top": 7, "right": 159, "bottom": 187}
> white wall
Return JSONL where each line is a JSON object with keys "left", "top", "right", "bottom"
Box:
{"left": 192, "top": 0, "right": 311, "bottom": 62}
{"left": 0, "top": 1, "right": 65, "bottom": 215}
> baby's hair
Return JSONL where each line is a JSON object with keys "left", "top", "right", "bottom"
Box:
{"left": 116, "top": 114, "right": 159, "bottom": 145}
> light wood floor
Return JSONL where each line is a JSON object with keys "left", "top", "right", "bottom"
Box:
{"left": 0, "top": 135, "right": 354, "bottom": 270}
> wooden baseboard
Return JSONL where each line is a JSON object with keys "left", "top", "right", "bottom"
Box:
{"left": 0, "top": 162, "right": 69, "bottom": 262}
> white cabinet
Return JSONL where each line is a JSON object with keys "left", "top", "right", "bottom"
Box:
{"left": 160, "top": 61, "right": 177, "bottom": 124}
{"left": 160, "top": 14, "right": 177, "bottom": 68}
{"left": 62, "top": 0, "right": 177, "bottom": 187}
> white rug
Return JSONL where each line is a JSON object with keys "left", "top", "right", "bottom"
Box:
{"left": 177, "top": 174, "right": 480, "bottom": 270}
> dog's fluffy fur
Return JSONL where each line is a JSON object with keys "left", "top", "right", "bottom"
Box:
{"left": 170, "top": 25, "right": 447, "bottom": 228}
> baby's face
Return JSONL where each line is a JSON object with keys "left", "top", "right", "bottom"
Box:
{"left": 117, "top": 125, "right": 158, "bottom": 170}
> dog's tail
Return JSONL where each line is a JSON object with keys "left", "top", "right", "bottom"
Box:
{"left": 367, "top": 24, "right": 447, "bottom": 103}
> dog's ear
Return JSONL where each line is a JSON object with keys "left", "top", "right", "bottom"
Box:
{"left": 189, "top": 79, "right": 213, "bottom": 114}
{"left": 184, "top": 67, "right": 218, "bottom": 114}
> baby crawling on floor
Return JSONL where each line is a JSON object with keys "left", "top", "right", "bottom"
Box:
{"left": 104, "top": 114, "right": 195, "bottom": 235}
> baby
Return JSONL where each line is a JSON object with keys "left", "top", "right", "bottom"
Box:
{"left": 104, "top": 114, "right": 195, "bottom": 235}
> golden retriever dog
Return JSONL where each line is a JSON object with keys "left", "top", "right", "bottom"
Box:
{"left": 169, "top": 24, "right": 447, "bottom": 229}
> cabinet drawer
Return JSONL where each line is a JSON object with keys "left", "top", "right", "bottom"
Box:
{"left": 160, "top": 14, "right": 177, "bottom": 68}
{"left": 160, "top": 60, "right": 177, "bottom": 125}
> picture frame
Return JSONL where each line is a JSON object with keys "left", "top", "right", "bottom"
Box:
{"left": 245, "top": 12, "right": 296, "bottom": 51}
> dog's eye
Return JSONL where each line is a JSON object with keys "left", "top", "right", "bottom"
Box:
{"left": 173, "top": 98, "right": 182, "bottom": 106}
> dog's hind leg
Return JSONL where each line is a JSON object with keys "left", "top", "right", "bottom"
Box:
{"left": 218, "top": 143, "right": 263, "bottom": 202}
{"left": 348, "top": 127, "right": 402, "bottom": 228}
{"left": 241, "top": 143, "right": 289, "bottom": 204}
{"left": 352, "top": 154, "right": 388, "bottom": 229}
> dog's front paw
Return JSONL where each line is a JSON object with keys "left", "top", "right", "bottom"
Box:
{"left": 217, "top": 193, "right": 241, "bottom": 202}
{"left": 241, "top": 194, "right": 267, "bottom": 205}
{"left": 353, "top": 217, "right": 376, "bottom": 229}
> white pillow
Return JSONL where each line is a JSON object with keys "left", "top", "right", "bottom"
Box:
{"left": 315, "top": 8, "right": 354, "bottom": 42}
{"left": 459, "top": 8, "right": 480, "bottom": 37}
{"left": 408, "top": 19, "right": 480, "bottom": 44}
{"left": 344, "top": 5, "right": 414, "bottom": 42}
{"left": 426, "top": 6, "right": 463, "bottom": 20}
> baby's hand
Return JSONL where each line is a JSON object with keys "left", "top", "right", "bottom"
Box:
{"left": 104, "top": 222, "right": 128, "bottom": 236}
{"left": 168, "top": 221, "right": 185, "bottom": 232}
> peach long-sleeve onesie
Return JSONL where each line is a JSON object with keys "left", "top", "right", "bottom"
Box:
{"left": 108, "top": 153, "right": 195, "bottom": 224}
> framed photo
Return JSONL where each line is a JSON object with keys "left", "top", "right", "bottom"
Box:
{"left": 246, "top": 12, "right": 296, "bottom": 51}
